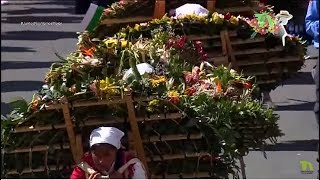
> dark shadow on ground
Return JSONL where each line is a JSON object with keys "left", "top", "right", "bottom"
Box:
{"left": 261, "top": 140, "right": 319, "bottom": 151}
{"left": 1, "top": 46, "right": 36, "bottom": 52}
{"left": 283, "top": 72, "right": 315, "bottom": 85}
{"left": 276, "top": 102, "right": 315, "bottom": 111}
{"left": 1, "top": 102, "right": 11, "bottom": 115}
{"left": 1, "top": 1, "right": 75, "bottom": 6}
{"left": 1, "top": 81, "right": 44, "bottom": 92}
{"left": 1, "top": 31, "right": 78, "bottom": 41}
{"left": 2, "top": 8, "right": 75, "bottom": 15}
{"left": 1, "top": 61, "right": 55, "bottom": 70}
{"left": 2, "top": 16, "right": 83, "bottom": 24}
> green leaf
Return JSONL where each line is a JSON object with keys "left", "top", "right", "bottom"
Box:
{"left": 250, "top": 32, "right": 258, "bottom": 39}
{"left": 9, "top": 97, "right": 29, "bottom": 114}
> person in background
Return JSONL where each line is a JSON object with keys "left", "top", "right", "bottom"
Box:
{"left": 70, "top": 127, "right": 147, "bottom": 179}
{"left": 305, "top": 0, "right": 319, "bottom": 163}
{"left": 75, "top": 0, "right": 116, "bottom": 14}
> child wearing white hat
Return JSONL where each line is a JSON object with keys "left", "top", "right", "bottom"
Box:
{"left": 70, "top": 127, "right": 147, "bottom": 179}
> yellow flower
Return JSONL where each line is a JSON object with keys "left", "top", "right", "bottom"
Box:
{"left": 148, "top": 99, "right": 160, "bottom": 106}
{"left": 167, "top": 90, "right": 180, "bottom": 104}
{"left": 167, "top": 90, "right": 180, "bottom": 97}
{"left": 99, "top": 77, "right": 119, "bottom": 95}
{"left": 120, "top": 39, "right": 131, "bottom": 48}
{"left": 134, "top": 24, "right": 140, "bottom": 31}
{"left": 103, "top": 38, "right": 118, "bottom": 48}
{"left": 150, "top": 76, "right": 167, "bottom": 87}
{"left": 229, "top": 16, "right": 239, "bottom": 26}
{"left": 103, "top": 38, "right": 131, "bottom": 49}
{"left": 212, "top": 12, "right": 224, "bottom": 24}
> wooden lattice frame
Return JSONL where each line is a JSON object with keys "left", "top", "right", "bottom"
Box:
{"left": 3, "top": 93, "right": 149, "bottom": 177}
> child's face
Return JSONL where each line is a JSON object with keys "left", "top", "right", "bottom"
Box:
{"left": 91, "top": 143, "right": 117, "bottom": 172}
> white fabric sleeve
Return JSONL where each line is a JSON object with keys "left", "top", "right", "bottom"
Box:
{"left": 131, "top": 161, "right": 147, "bottom": 179}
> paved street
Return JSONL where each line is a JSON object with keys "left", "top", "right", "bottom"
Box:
{"left": 1, "top": 0, "right": 319, "bottom": 178}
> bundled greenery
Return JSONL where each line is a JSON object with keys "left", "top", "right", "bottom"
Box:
{"left": 1, "top": 6, "right": 305, "bottom": 178}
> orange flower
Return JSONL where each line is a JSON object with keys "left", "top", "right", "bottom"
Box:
{"left": 167, "top": 90, "right": 180, "bottom": 104}
{"left": 80, "top": 46, "right": 96, "bottom": 57}
{"left": 32, "top": 100, "right": 39, "bottom": 111}
{"left": 215, "top": 80, "right": 222, "bottom": 94}
{"left": 68, "top": 86, "right": 77, "bottom": 93}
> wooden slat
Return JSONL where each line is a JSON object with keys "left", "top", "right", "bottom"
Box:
{"left": 220, "top": 30, "right": 228, "bottom": 56}
{"left": 4, "top": 144, "right": 70, "bottom": 154}
{"left": 75, "top": 134, "right": 84, "bottom": 161}
{"left": 61, "top": 98, "right": 79, "bottom": 164}
{"left": 101, "top": 16, "right": 153, "bottom": 25}
{"left": 233, "top": 47, "right": 283, "bottom": 56}
{"left": 151, "top": 172, "right": 211, "bottom": 178}
{"left": 43, "top": 104, "right": 62, "bottom": 110}
{"left": 72, "top": 98, "right": 125, "bottom": 108}
{"left": 133, "top": 95, "right": 158, "bottom": 102}
{"left": 42, "top": 97, "right": 125, "bottom": 110}
{"left": 256, "top": 79, "right": 277, "bottom": 84}
{"left": 125, "top": 94, "right": 149, "bottom": 176}
{"left": 227, "top": 31, "right": 238, "bottom": 37}
{"left": 154, "top": 0, "right": 165, "bottom": 19}
{"left": 6, "top": 165, "right": 75, "bottom": 175}
{"left": 237, "top": 57, "right": 303, "bottom": 66}
{"left": 244, "top": 68, "right": 289, "bottom": 76}
{"left": 231, "top": 37, "right": 265, "bottom": 45}
{"left": 207, "top": 0, "right": 216, "bottom": 12}
{"left": 13, "top": 113, "right": 181, "bottom": 134}
{"left": 137, "top": 113, "right": 183, "bottom": 122}
{"left": 13, "top": 117, "right": 125, "bottom": 133}
{"left": 142, "top": 133, "right": 203, "bottom": 143}
{"left": 146, "top": 152, "right": 201, "bottom": 162}
{"left": 225, "top": 30, "right": 238, "bottom": 70}
{"left": 14, "top": 124, "right": 66, "bottom": 133}
{"left": 187, "top": 35, "right": 221, "bottom": 41}
{"left": 216, "top": 6, "right": 262, "bottom": 14}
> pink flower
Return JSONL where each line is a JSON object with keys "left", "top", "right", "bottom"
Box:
{"left": 184, "top": 72, "right": 193, "bottom": 85}
{"left": 104, "top": 9, "right": 112, "bottom": 14}
{"left": 194, "top": 41, "right": 202, "bottom": 48}
{"left": 259, "top": 28, "right": 267, "bottom": 35}
{"left": 201, "top": 53, "right": 208, "bottom": 61}
{"left": 118, "top": 1, "right": 126, "bottom": 5}
{"left": 251, "top": 19, "right": 258, "bottom": 26}
{"left": 274, "top": 25, "right": 280, "bottom": 34}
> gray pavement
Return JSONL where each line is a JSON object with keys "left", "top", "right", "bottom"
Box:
{"left": 1, "top": 0, "right": 319, "bottom": 178}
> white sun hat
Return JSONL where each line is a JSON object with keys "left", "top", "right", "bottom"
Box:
{"left": 89, "top": 127, "right": 125, "bottom": 149}
{"left": 275, "top": 10, "right": 293, "bottom": 20}
{"left": 174, "top": 4, "right": 209, "bottom": 19}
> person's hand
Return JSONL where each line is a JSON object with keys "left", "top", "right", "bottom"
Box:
{"left": 109, "top": 171, "right": 123, "bottom": 179}
{"left": 88, "top": 171, "right": 101, "bottom": 179}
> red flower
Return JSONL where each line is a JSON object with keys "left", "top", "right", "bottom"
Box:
{"left": 168, "top": 96, "right": 180, "bottom": 104}
{"left": 224, "top": 12, "right": 232, "bottom": 20}
{"left": 184, "top": 72, "right": 193, "bottom": 85}
{"left": 201, "top": 53, "right": 208, "bottom": 61}
{"left": 174, "top": 36, "right": 186, "bottom": 49}
{"left": 185, "top": 87, "right": 197, "bottom": 96}
{"left": 245, "top": 81, "right": 252, "bottom": 89}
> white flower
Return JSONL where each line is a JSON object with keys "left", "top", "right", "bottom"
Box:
{"left": 82, "top": 56, "right": 100, "bottom": 66}
{"left": 230, "top": 69, "right": 237, "bottom": 77}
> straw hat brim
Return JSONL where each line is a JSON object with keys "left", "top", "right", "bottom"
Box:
{"left": 276, "top": 13, "right": 293, "bottom": 19}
